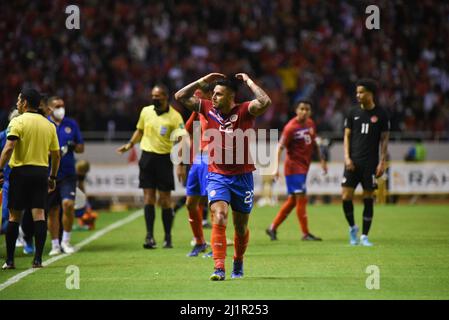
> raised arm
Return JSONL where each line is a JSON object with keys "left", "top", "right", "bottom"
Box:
{"left": 175, "top": 73, "right": 226, "bottom": 111}
{"left": 235, "top": 73, "right": 272, "bottom": 117}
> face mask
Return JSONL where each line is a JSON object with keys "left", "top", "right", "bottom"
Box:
{"left": 153, "top": 99, "right": 162, "bottom": 110}
{"left": 53, "top": 107, "right": 65, "bottom": 120}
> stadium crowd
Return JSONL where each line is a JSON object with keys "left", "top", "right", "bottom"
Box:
{"left": 1, "top": 0, "right": 448, "bottom": 139}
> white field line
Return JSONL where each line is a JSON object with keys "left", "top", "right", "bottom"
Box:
{"left": 0, "top": 209, "right": 142, "bottom": 292}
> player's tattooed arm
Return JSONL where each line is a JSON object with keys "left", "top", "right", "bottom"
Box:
{"left": 236, "top": 73, "right": 272, "bottom": 116}
{"left": 175, "top": 73, "right": 225, "bottom": 112}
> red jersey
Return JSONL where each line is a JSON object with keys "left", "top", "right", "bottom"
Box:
{"left": 185, "top": 111, "right": 208, "bottom": 162}
{"left": 280, "top": 117, "right": 317, "bottom": 175}
{"left": 199, "top": 99, "right": 256, "bottom": 175}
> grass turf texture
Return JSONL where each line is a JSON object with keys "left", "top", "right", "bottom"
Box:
{"left": 0, "top": 204, "right": 448, "bottom": 299}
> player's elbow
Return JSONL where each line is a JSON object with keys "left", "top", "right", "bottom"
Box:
{"left": 174, "top": 91, "right": 184, "bottom": 102}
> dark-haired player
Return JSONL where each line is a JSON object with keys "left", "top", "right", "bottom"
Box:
{"left": 175, "top": 73, "right": 271, "bottom": 280}
{"left": 266, "top": 100, "right": 327, "bottom": 241}
{"left": 342, "top": 79, "right": 389, "bottom": 246}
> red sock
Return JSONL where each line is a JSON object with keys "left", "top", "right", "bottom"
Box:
{"left": 270, "top": 196, "right": 296, "bottom": 230}
{"left": 296, "top": 197, "right": 309, "bottom": 235}
{"left": 233, "top": 229, "right": 249, "bottom": 262}
{"left": 187, "top": 205, "right": 204, "bottom": 245}
{"left": 211, "top": 224, "right": 226, "bottom": 269}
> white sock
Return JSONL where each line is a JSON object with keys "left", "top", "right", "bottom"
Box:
{"left": 52, "top": 239, "right": 60, "bottom": 248}
{"left": 62, "top": 231, "right": 71, "bottom": 243}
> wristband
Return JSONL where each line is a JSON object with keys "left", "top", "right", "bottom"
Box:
{"left": 246, "top": 79, "right": 254, "bottom": 86}
{"left": 50, "top": 175, "right": 57, "bottom": 180}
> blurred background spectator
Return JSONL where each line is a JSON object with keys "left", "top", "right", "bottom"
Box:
{"left": 1, "top": 0, "right": 448, "bottom": 140}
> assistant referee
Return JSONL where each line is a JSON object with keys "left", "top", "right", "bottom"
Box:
{"left": 0, "top": 88, "right": 60, "bottom": 269}
{"left": 117, "top": 84, "right": 187, "bottom": 249}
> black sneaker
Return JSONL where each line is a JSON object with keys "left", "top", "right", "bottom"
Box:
{"left": 32, "top": 259, "right": 43, "bottom": 268}
{"left": 143, "top": 237, "right": 157, "bottom": 249}
{"left": 163, "top": 241, "right": 173, "bottom": 248}
{"left": 2, "top": 261, "right": 15, "bottom": 270}
{"left": 302, "top": 233, "right": 322, "bottom": 241}
{"left": 266, "top": 228, "right": 277, "bottom": 240}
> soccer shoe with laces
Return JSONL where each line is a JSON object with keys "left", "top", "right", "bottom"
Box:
{"left": 187, "top": 243, "right": 208, "bottom": 257}
{"left": 265, "top": 228, "right": 277, "bottom": 241}
{"left": 23, "top": 242, "right": 35, "bottom": 255}
{"left": 360, "top": 235, "right": 373, "bottom": 246}
{"left": 163, "top": 241, "right": 173, "bottom": 249}
{"left": 61, "top": 241, "right": 76, "bottom": 254}
{"left": 32, "top": 260, "right": 43, "bottom": 268}
{"left": 349, "top": 225, "right": 359, "bottom": 245}
{"left": 49, "top": 246, "right": 62, "bottom": 256}
{"left": 231, "top": 260, "right": 244, "bottom": 279}
{"left": 302, "top": 233, "right": 322, "bottom": 241}
{"left": 143, "top": 237, "right": 157, "bottom": 249}
{"left": 2, "top": 261, "right": 15, "bottom": 270}
{"left": 203, "top": 251, "right": 213, "bottom": 258}
{"left": 210, "top": 268, "right": 226, "bottom": 281}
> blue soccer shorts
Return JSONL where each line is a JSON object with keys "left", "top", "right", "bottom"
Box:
{"left": 206, "top": 172, "right": 254, "bottom": 214}
{"left": 285, "top": 174, "right": 307, "bottom": 195}
{"left": 186, "top": 154, "right": 209, "bottom": 197}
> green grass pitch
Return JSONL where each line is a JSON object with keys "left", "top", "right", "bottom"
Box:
{"left": 0, "top": 204, "right": 448, "bottom": 299}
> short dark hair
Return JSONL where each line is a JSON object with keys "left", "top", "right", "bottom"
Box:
{"left": 356, "top": 78, "right": 378, "bottom": 95}
{"left": 153, "top": 84, "right": 169, "bottom": 96}
{"left": 214, "top": 78, "right": 238, "bottom": 93}
{"left": 20, "top": 88, "right": 42, "bottom": 109}
{"left": 297, "top": 99, "right": 313, "bottom": 109}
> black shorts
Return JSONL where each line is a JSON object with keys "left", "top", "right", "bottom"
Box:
{"left": 341, "top": 163, "right": 377, "bottom": 191}
{"left": 8, "top": 166, "right": 48, "bottom": 210}
{"left": 47, "top": 175, "right": 77, "bottom": 209}
{"left": 139, "top": 151, "right": 174, "bottom": 191}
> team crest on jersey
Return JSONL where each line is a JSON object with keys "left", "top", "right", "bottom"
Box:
{"left": 371, "top": 116, "right": 378, "bottom": 123}
{"left": 160, "top": 126, "right": 168, "bottom": 136}
{"left": 65, "top": 127, "right": 72, "bottom": 134}
{"left": 229, "top": 114, "right": 238, "bottom": 122}
{"left": 209, "top": 190, "right": 216, "bottom": 197}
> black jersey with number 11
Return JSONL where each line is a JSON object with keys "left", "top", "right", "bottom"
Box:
{"left": 344, "top": 106, "right": 389, "bottom": 166}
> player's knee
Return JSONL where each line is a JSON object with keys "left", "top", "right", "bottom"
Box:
{"left": 62, "top": 199, "right": 74, "bottom": 211}
{"left": 212, "top": 210, "right": 227, "bottom": 225}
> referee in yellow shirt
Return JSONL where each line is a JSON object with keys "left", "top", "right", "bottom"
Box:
{"left": 117, "top": 85, "right": 187, "bottom": 249}
{"left": 0, "top": 88, "right": 61, "bottom": 269}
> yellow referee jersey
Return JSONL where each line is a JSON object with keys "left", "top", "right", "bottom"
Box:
{"left": 137, "top": 105, "right": 187, "bottom": 154}
{"left": 7, "top": 112, "right": 60, "bottom": 168}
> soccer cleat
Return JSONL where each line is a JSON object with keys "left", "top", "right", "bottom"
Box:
{"left": 163, "top": 240, "right": 173, "bottom": 249}
{"left": 202, "top": 220, "right": 212, "bottom": 229}
{"left": 32, "top": 260, "right": 43, "bottom": 268}
{"left": 349, "top": 225, "right": 359, "bottom": 245}
{"left": 231, "top": 260, "right": 244, "bottom": 279}
{"left": 187, "top": 243, "right": 208, "bottom": 257}
{"left": 302, "top": 233, "right": 322, "bottom": 241}
{"left": 23, "top": 242, "right": 35, "bottom": 255}
{"left": 2, "top": 261, "right": 15, "bottom": 270}
{"left": 163, "top": 235, "right": 173, "bottom": 249}
{"left": 49, "top": 246, "right": 62, "bottom": 256}
{"left": 143, "top": 237, "right": 157, "bottom": 249}
{"left": 210, "top": 268, "right": 226, "bottom": 281}
{"left": 203, "top": 251, "right": 213, "bottom": 258}
{"left": 61, "top": 241, "right": 76, "bottom": 254}
{"left": 265, "top": 228, "right": 277, "bottom": 241}
{"left": 360, "top": 235, "right": 373, "bottom": 247}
